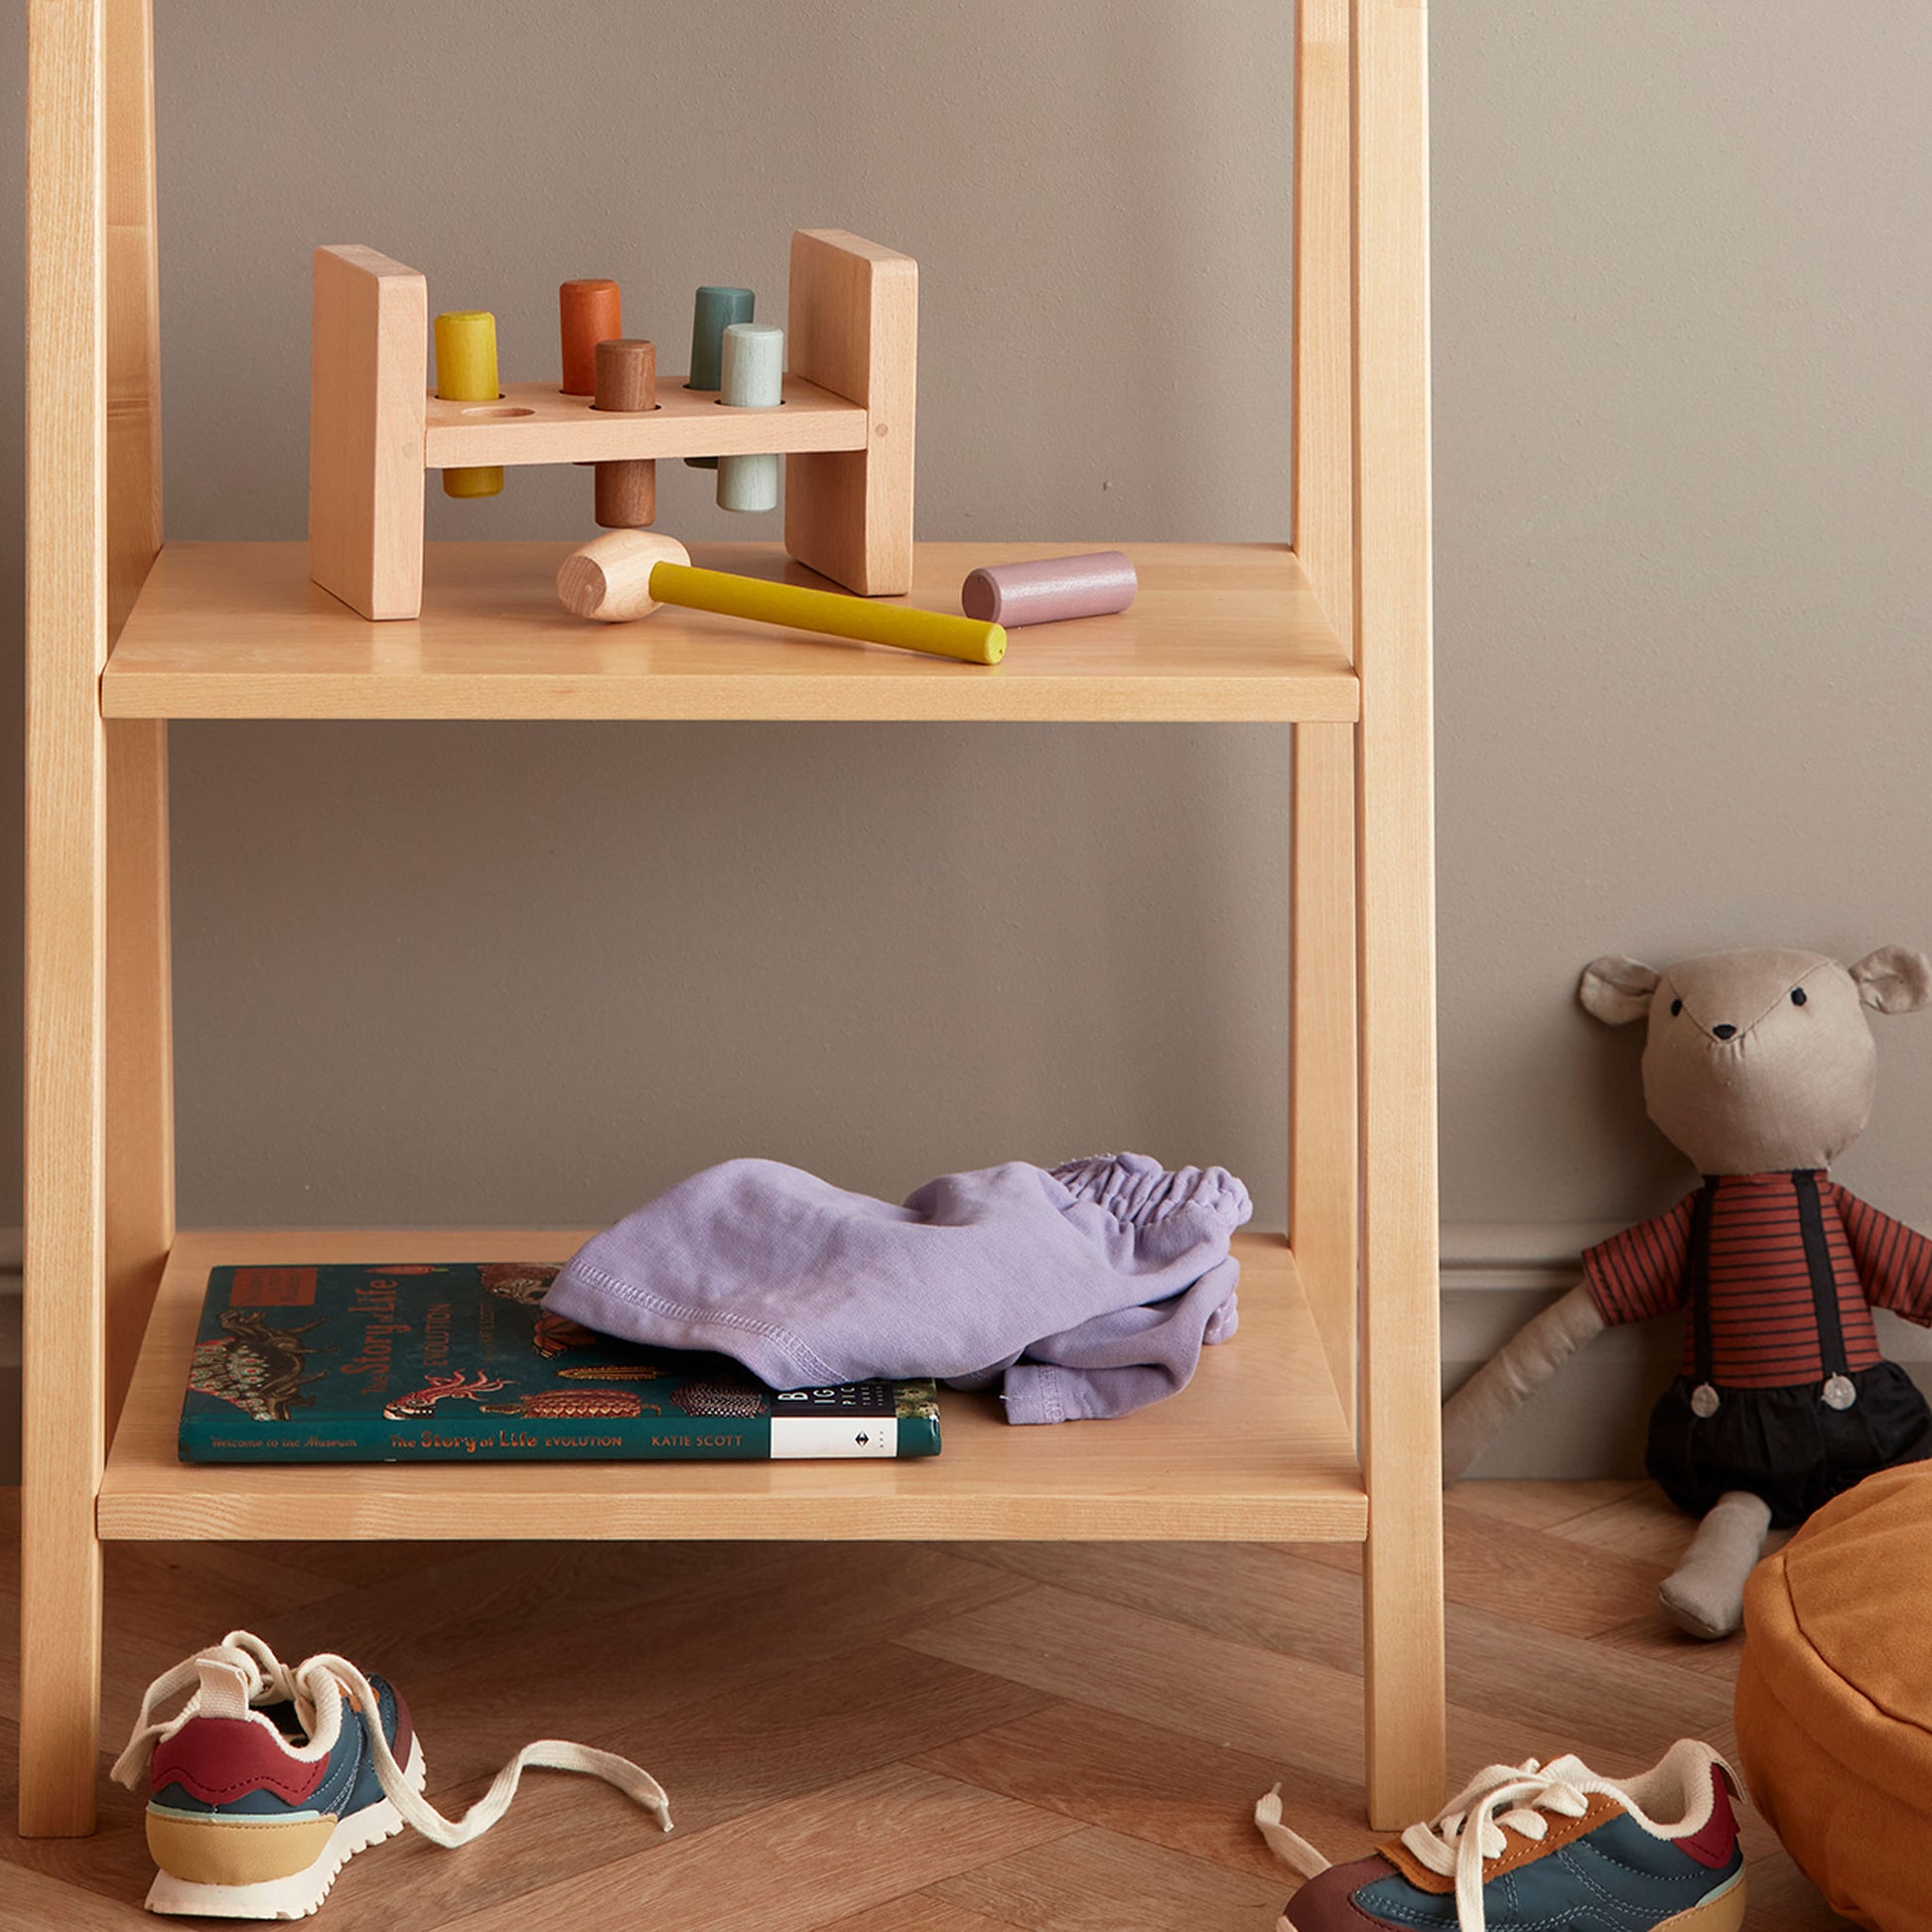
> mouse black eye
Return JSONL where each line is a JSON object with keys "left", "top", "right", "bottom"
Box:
{"left": 1670, "top": 998, "right": 1683, "bottom": 1017}
{"left": 1791, "top": 987, "right": 1808, "bottom": 1007}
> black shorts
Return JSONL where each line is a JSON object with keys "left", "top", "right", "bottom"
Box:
{"left": 1646, "top": 1360, "right": 1932, "bottom": 1527}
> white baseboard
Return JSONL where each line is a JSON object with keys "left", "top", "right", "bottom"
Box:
{"left": 1441, "top": 1221, "right": 1932, "bottom": 1479}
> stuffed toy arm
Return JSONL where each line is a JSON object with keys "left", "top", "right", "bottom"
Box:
{"left": 1441, "top": 1282, "right": 1607, "bottom": 1483}
{"left": 1831, "top": 1183, "right": 1932, "bottom": 1325}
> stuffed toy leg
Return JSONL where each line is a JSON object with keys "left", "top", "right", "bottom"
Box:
{"left": 1442, "top": 1285, "right": 1774, "bottom": 1636}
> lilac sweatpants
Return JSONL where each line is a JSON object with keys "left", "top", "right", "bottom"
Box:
{"left": 544, "top": 1151, "right": 1252, "bottom": 1424}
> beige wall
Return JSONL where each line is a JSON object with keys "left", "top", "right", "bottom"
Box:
{"left": 1433, "top": 1, "right": 1932, "bottom": 1235}
{"left": 3, "top": 2, "right": 1930, "bottom": 1255}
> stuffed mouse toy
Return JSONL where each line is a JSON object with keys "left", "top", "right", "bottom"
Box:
{"left": 1443, "top": 945, "right": 1932, "bottom": 1639}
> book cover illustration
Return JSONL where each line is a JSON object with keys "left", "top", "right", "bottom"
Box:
{"left": 181, "top": 1261, "right": 941, "bottom": 1463}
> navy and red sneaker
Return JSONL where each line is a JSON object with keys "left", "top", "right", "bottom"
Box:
{"left": 112, "top": 1630, "right": 672, "bottom": 1919}
{"left": 1257, "top": 1740, "right": 1745, "bottom": 1932}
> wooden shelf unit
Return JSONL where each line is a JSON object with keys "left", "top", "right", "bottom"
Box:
{"left": 22, "top": 0, "right": 1444, "bottom": 1841}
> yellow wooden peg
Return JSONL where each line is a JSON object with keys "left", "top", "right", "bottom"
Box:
{"left": 434, "top": 311, "right": 503, "bottom": 499}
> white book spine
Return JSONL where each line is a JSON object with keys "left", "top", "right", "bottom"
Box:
{"left": 768, "top": 1417, "right": 898, "bottom": 1459}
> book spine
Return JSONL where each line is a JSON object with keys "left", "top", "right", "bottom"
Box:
{"left": 179, "top": 1415, "right": 779, "bottom": 1461}
{"left": 181, "top": 1409, "right": 942, "bottom": 1461}
{"left": 762, "top": 1415, "right": 943, "bottom": 1458}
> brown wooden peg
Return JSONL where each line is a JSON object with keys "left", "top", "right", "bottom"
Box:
{"left": 592, "top": 338, "right": 657, "bottom": 529}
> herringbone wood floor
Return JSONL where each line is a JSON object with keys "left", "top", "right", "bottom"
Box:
{"left": 0, "top": 1483, "right": 1848, "bottom": 1929}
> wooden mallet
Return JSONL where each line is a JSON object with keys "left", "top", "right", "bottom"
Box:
{"left": 557, "top": 532, "right": 1006, "bottom": 665}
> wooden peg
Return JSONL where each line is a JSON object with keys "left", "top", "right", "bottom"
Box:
{"left": 716, "top": 323, "right": 784, "bottom": 513}
{"left": 433, "top": 311, "right": 503, "bottom": 499}
{"left": 559, "top": 279, "right": 621, "bottom": 396}
{"left": 592, "top": 339, "right": 657, "bottom": 529}
{"left": 685, "top": 285, "right": 755, "bottom": 469}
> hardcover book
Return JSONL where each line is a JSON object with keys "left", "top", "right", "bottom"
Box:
{"left": 179, "top": 1261, "right": 941, "bottom": 1463}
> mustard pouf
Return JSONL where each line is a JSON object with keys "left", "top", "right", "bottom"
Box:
{"left": 1736, "top": 1460, "right": 1932, "bottom": 1930}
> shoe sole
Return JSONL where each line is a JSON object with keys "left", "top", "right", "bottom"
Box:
{"left": 1280, "top": 1866, "right": 1746, "bottom": 1932}
{"left": 144, "top": 1733, "right": 427, "bottom": 1920}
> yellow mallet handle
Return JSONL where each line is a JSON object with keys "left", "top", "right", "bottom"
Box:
{"left": 646, "top": 562, "right": 1007, "bottom": 666}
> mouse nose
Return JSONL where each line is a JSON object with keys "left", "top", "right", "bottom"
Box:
{"left": 1712, "top": 1024, "right": 1738, "bottom": 1040}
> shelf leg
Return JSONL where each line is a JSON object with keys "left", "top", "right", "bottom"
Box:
{"left": 18, "top": 1491, "right": 104, "bottom": 1839}
{"left": 1291, "top": 723, "right": 1359, "bottom": 1429}
{"left": 1294, "top": 0, "right": 1359, "bottom": 1427}
{"left": 23, "top": 0, "right": 110, "bottom": 1836}
{"left": 104, "top": 0, "right": 173, "bottom": 1440}
{"left": 106, "top": 719, "right": 175, "bottom": 1433}
{"left": 1354, "top": 0, "right": 1447, "bottom": 1832}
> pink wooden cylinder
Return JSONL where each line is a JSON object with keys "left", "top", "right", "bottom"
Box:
{"left": 959, "top": 551, "right": 1138, "bottom": 626}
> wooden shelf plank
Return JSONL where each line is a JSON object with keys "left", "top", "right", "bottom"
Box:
{"left": 100, "top": 541, "right": 1358, "bottom": 723}
{"left": 98, "top": 1228, "right": 1365, "bottom": 1543}
{"left": 423, "top": 374, "right": 870, "bottom": 468}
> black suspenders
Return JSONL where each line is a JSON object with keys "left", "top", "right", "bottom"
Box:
{"left": 1683, "top": 1173, "right": 1856, "bottom": 1417}
{"left": 1793, "top": 1171, "right": 1859, "bottom": 1411}
{"left": 1686, "top": 1183, "right": 1721, "bottom": 1418}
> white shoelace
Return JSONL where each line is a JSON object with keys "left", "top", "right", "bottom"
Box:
{"left": 112, "top": 1630, "right": 672, "bottom": 1850}
{"left": 1399, "top": 1757, "right": 1596, "bottom": 1931}
{"left": 1252, "top": 1785, "right": 1331, "bottom": 1879}
{"left": 1255, "top": 1755, "right": 1608, "bottom": 1932}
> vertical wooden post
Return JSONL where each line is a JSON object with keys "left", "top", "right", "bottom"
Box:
{"left": 104, "top": 0, "right": 160, "bottom": 646}
{"left": 22, "top": 0, "right": 109, "bottom": 1837}
{"left": 784, "top": 229, "right": 916, "bottom": 596}
{"left": 104, "top": 0, "right": 174, "bottom": 1438}
{"left": 1353, "top": 0, "right": 1447, "bottom": 1831}
{"left": 1291, "top": 726, "right": 1358, "bottom": 1426}
{"left": 308, "top": 244, "right": 428, "bottom": 620}
{"left": 1293, "top": 0, "right": 1356, "bottom": 638}
{"left": 104, "top": 725, "right": 173, "bottom": 1435}
{"left": 1291, "top": 0, "right": 1360, "bottom": 1427}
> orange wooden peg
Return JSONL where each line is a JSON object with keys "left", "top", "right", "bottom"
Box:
{"left": 559, "top": 279, "right": 621, "bottom": 396}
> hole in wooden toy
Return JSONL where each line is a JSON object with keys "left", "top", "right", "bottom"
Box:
{"left": 713, "top": 398, "right": 786, "bottom": 408}
{"left": 462, "top": 405, "right": 536, "bottom": 418}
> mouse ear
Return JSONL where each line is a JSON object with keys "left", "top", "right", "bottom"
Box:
{"left": 1850, "top": 946, "right": 1932, "bottom": 1015}
{"left": 1579, "top": 955, "right": 1661, "bottom": 1025}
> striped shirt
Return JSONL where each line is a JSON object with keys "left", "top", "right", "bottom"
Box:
{"left": 1584, "top": 1173, "right": 1932, "bottom": 1389}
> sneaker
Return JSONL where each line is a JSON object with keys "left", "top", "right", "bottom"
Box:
{"left": 1256, "top": 1739, "right": 1745, "bottom": 1932}
{"left": 111, "top": 1629, "right": 671, "bottom": 1919}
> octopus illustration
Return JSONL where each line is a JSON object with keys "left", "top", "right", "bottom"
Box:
{"left": 189, "top": 1311, "right": 329, "bottom": 1424}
